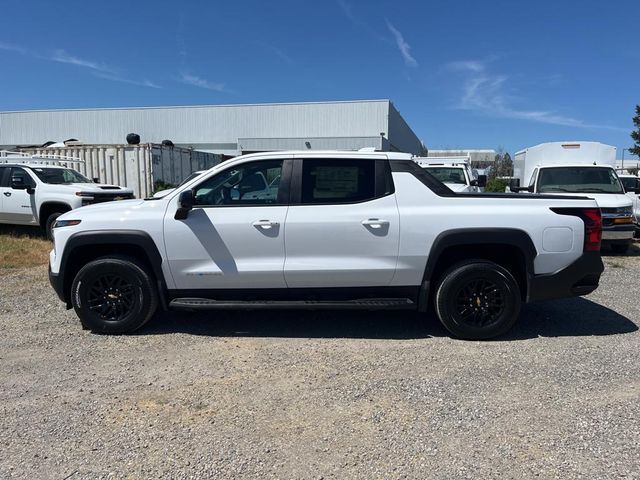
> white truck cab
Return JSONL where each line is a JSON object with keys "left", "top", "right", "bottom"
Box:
{"left": 0, "top": 152, "right": 134, "bottom": 238}
{"left": 513, "top": 142, "right": 635, "bottom": 253}
{"left": 413, "top": 156, "right": 486, "bottom": 192}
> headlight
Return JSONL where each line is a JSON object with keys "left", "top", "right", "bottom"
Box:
{"left": 618, "top": 206, "right": 633, "bottom": 216}
{"left": 53, "top": 219, "right": 82, "bottom": 228}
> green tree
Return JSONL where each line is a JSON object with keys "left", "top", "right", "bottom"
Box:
{"left": 489, "top": 149, "right": 514, "bottom": 180}
{"left": 631, "top": 104, "right": 640, "bottom": 157}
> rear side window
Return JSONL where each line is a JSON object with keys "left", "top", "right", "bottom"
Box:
{"left": 300, "top": 159, "right": 376, "bottom": 204}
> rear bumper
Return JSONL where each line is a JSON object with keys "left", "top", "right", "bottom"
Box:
{"left": 527, "top": 251, "right": 604, "bottom": 303}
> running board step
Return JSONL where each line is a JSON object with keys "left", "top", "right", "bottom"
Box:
{"left": 169, "top": 298, "right": 415, "bottom": 311}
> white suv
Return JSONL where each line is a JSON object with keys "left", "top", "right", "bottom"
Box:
{"left": 0, "top": 154, "right": 134, "bottom": 238}
{"left": 49, "top": 150, "right": 604, "bottom": 339}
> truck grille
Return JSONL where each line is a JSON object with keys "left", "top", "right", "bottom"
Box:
{"left": 82, "top": 193, "right": 135, "bottom": 205}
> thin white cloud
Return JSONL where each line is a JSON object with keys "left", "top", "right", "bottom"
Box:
{"left": 0, "top": 40, "right": 160, "bottom": 88}
{"left": 447, "top": 60, "right": 625, "bottom": 131}
{"left": 337, "top": 0, "right": 355, "bottom": 21}
{"left": 0, "top": 41, "right": 28, "bottom": 54}
{"left": 385, "top": 20, "right": 418, "bottom": 67}
{"left": 94, "top": 72, "right": 161, "bottom": 89}
{"left": 49, "top": 49, "right": 114, "bottom": 73}
{"left": 180, "top": 72, "right": 225, "bottom": 92}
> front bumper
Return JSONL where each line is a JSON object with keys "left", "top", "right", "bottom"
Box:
{"left": 48, "top": 264, "right": 66, "bottom": 304}
{"left": 527, "top": 251, "right": 604, "bottom": 303}
{"left": 601, "top": 226, "right": 635, "bottom": 241}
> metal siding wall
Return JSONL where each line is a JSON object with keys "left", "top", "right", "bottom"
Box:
{"left": 386, "top": 103, "right": 426, "bottom": 155}
{"left": 0, "top": 101, "right": 390, "bottom": 148}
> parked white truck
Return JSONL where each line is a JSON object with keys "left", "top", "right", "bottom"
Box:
{"left": 0, "top": 152, "right": 134, "bottom": 239}
{"left": 513, "top": 142, "right": 634, "bottom": 253}
{"left": 49, "top": 150, "right": 604, "bottom": 340}
{"left": 618, "top": 173, "right": 640, "bottom": 236}
{"left": 413, "top": 156, "right": 486, "bottom": 192}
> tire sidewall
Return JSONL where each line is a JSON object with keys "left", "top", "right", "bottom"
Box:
{"left": 435, "top": 262, "right": 521, "bottom": 340}
{"left": 45, "top": 212, "right": 63, "bottom": 241}
{"left": 71, "top": 258, "right": 156, "bottom": 334}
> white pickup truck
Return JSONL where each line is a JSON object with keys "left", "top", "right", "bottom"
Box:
{"left": 0, "top": 152, "right": 134, "bottom": 239}
{"left": 413, "top": 156, "right": 486, "bottom": 192}
{"left": 49, "top": 150, "right": 604, "bottom": 340}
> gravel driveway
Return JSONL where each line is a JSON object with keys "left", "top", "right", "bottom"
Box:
{"left": 1, "top": 246, "right": 639, "bottom": 479}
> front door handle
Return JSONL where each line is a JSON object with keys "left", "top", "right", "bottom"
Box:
{"left": 252, "top": 220, "right": 279, "bottom": 229}
{"left": 3, "top": 192, "right": 11, "bottom": 197}
{"left": 361, "top": 218, "right": 389, "bottom": 229}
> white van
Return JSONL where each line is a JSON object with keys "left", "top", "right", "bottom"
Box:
{"left": 513, "top": 142, "right": 634, "bottom": 253}
{"left": 413, "top": 156, "right": 486, "bottom": 192}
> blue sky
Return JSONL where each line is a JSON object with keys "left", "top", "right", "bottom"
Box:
{"left": 0, "top": 0, "right": 638, "bottom": 158}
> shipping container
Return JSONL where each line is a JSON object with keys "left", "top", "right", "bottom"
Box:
{"left": 18, "top": 144, "right": 223, "bottom": 198}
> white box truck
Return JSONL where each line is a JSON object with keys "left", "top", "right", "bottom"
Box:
{"left": 513, "top": 142, "right": 634, "bottom": 253}
{"left": 413, "top": 156, "right": 486, "bottom": 192}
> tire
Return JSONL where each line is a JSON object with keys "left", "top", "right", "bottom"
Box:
{"left": 610, "top": 243, "right": 630, "bottom": 254}
{"left": 44, "top": 212, "right": 63, "bottom": 241}
{"left": 71, "top": 256, "right": 158, "bottom": 334}
{"left": 434, "top": 260, "right": 521, "bottom": 340}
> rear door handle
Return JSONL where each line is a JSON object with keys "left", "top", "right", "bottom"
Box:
{"left": 3, "top": 192, "right": 11, "bottom": 197}
{"left": 362, "top": 218, "right": 389, "bottom": 229}
{"left": 252, "top": 219, "right": 279, "bottom": 229}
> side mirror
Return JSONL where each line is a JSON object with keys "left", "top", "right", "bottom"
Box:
{"left": 477, "top": 175, "right": 487, "bottom": 188}
{"left": 634, "top": 179, "right": 640, "bottom": 195}
{"left": 92, "top": 177, "right": 100, "bottom": 183}
{"left": 174, "top": 190, "right": 194, "bottom": 220}
{"left": 469, "top": 179, "right": 478, "bottom": 187}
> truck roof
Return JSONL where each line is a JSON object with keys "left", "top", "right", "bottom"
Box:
{"left": 236, "top": 150, "right": 415, "bottom": 161}
{"left": 413, "top": 156, "right": 470, "bottom": 167}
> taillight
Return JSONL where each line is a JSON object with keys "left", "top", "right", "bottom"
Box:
{"left": 551, "top": 208, "right": 602, "bottom": 252}
{"left": 579, "top": 208, "right": 603, "bottom": 251}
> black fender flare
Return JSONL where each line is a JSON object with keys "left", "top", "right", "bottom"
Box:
{"left": 418, "top": 228, "right": 537, "bottom": 311}
{"left": 56, "top": 230, "right": 167, "bottom": 308}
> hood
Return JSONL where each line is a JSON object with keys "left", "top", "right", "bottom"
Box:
{"left": 153, "top": 188, "right": 175, "bottom": 198}
{"left": 48, "top": 183, "right": 134, "bottom": 194}
{"left": 66, "top": 198, "right": 146, "bottom": 216}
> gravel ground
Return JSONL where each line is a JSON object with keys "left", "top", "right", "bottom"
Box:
{"left": 1, "top": 245, "right": 639, "bottom": 479}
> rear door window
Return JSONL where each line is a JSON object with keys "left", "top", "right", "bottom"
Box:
{"left": 300, "top": 159, "right": 376, "bottom": 204}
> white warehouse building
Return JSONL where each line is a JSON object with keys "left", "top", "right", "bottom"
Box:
{"left": 0, "top": 99, "right": 427, "bottom": 156}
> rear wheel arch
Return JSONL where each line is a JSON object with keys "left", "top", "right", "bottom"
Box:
{"left": 419, "top": 229, "right": 536, "bottom": 310}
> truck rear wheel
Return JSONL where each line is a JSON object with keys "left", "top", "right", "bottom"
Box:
{"left": 434, "top": 260, "right": 521, "bottom": 340}
{"left": 71, "top": 256, "right": 158, "bottom": 334}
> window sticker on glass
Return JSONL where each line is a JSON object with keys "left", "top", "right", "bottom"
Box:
{"left": 313, "top": 167, "right": 359, "bottom": 198}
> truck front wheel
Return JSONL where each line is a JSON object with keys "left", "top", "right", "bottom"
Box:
{"left": 71, "top": 256, "right": 158, "bottom": 334}
{"left": 434, "top": 260, "right": 521, "bottom": 340}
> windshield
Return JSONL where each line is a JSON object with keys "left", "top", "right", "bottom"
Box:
{"left": 177, "top": 171, "right": 204, "bottom": 187}
{"left": 537, "top": 167, "right": 624, "bottom": 194}
{"left": 31, "top": 167, "right": 92, "bottom": 184}
{"left": 620, "top": 176, "right": 638, "bottom": 192}
{"left": 425, "top": 167, "right": 467, "bottom": 184}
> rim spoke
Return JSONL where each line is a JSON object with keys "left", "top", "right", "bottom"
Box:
{"left": 454, "top": 277, "right": 505, "bottom": 328}
{"left": 86, "top": 274, "right": 136, "bottom": 322}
